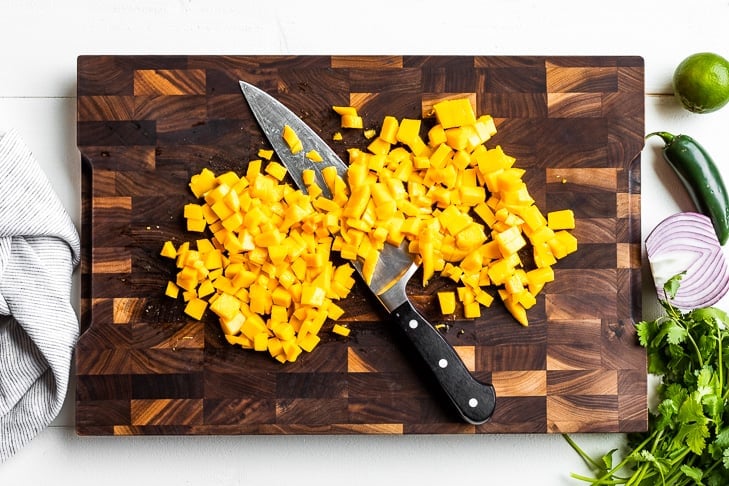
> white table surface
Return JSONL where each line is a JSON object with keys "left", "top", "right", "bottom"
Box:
{"left": 2, "top": 0, "right": 729, "bottom": 483}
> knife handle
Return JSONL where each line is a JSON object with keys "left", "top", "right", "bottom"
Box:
{"left": 391, "top": 300, "right": 496, "bottom": 425}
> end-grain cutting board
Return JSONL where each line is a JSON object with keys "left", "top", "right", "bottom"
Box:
{"left": 76, "top": 55, "right": 645, "bottom": 435}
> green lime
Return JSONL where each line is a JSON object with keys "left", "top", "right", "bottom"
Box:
{"left": 673, "top": 52, "right": 729, "bottom": 113}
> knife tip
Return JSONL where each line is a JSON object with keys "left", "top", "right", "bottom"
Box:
{"left": 240, "top": 79, "right": 259, "bottom": 95}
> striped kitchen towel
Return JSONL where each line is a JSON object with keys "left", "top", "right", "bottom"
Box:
{"left": 0, "top": 129, "right": 80, "bottom": 462}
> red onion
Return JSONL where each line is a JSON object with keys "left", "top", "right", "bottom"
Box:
{"left": 645, "top": 212, "right": 729, "bottom": 309}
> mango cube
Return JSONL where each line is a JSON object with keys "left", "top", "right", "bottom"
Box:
{"left": 438, "top": 291, "right": 457, "bottom": 314}
{"left": 332, "top": 324, "right": 350, "bottom": 337}
{"left": 165, "top": 281, "right": 180, "bottom": 299}
{"left": 547, "top": 209, "right": 576, "bottom": 230}
{"left": 464, "top": 301, "right": 481, "bottom": 319}
{"left": 305, "top": 150, "right": 324, "bottom": 162}
{"left": 282, "top": 125, "right": 303, "bottom": 154}
{"left": 160, "top": 240, "right": 177, "bottom": 259}
{"left": 433, "top": 98, "right": 477, "bottom": 129}
{"left": 184, "top": 298, "right": 207, "bottom": 320}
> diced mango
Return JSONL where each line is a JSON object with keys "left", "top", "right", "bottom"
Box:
{"left": 166, "top": 164, "right": 364, "bottom": 363}
{"left": 551, "top": 230, "right": 578, "bottom": 257}
{"left": 184, "top": 298, "right": 207, "bottom": 320}
{"left": 226, "top": 334, "right": 253, "bottom": 349}
{"left": 438, "top": 291, "right": 457, "bottom": 314}
{"left": 340, "top": 113, "right": 363, "bottom": 129}
{"left": 455, "top": 224, "right": 487, "bottom": 250}
{"left": 189, "top": 168, "right": 217, "bottom": 198}
{"left": 367, "top": 137, "right": 391, "bottom": 156}
{"left": 332, "top": 106, "right": 357, "bottom": 116}
{"left": 396, "top": 118, "right": 421, "bottom": 146}
{"left": 210, "top": 292, "right": 240, "bottom": 321}
{"left": 504, "top": 297, "right": 528, "bottom": 327}
{"left": 257, "top": 148, "right": 274, "bottom": 160}
{"left": 332, "top": 106, "right": 364, "bottom": 128}
{"left": 217, "top": 171, "right": 241, "bottom": 188}
{"left": 493, "top": 225, "right": 527, "bottom": 256}
{"left": 464, "top": 301, "right": 481, "bottom": 319}
{"left": 183, "top": 203, "right": 204, "bottom": 220}
{"left": 160, "top": 240, "right": 177, "bottom": 259}
{"left": 253, "top": 332, "right": 269, "bottom": 352}
{"left": 165, "top": 281, "right": 180, "bottom": 299}
{"left": 282, "top": 125, "right": 303, "bottom": 154}
{"left": 327, "top": 302, "right": 346, "bottom": 320}
{"left": 305, "top": 150, "right": 324, "bottom": 162}
{"left": 433, "top": 98, "right": 477, "bottom": 129}
{"left": 332, "top": 324, "right": 350, "bottom": 337}
{"left": 272, "top": 322, "right": 296, "bottom": 341}
{"left": 379, "top": 116, "right": 399, "bottom": 144}
{"left": 265, "top": 161, "right": 288, "bottom": 181}
{"left": 427, "top": 124, "right": 448, "bottom": 147}
{"left": 165, "top": 96, "right": 579, "bottom": 359}
{"left": 548, "top": 209, "right": 576, "bottom": 230}
{"left": 220, "top": 312, "right": 245, "bottom": 335}
{"left": 301, "top": 283, "right": 326, "bottom": 307}
{"left": 282, "top": 340, "right": 303, "bottom": 362}
{"left": 186, "top": 217, "right": 206, "bottom": 232}
{"left": 475, "top": 289, "right": 494, "bottom": 307}
{"left": 298, "top": 333, "right": 321, "bottom": 352}
{"left": 474, "top": 115, "right": 497, "bottom": 142}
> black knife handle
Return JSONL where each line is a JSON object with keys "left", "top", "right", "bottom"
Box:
{"left": 391, "top": 300, "right": 496, "bottom": 425}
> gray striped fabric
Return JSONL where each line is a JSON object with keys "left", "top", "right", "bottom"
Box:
{"left": 0, "top": 129, "right": 80, "bottom": 462}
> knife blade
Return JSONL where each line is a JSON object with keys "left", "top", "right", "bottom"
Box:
{"left": 239, "top": 80, "right": 496, "bottom": 425}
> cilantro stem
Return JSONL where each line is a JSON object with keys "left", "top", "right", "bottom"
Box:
{"left": 625, "top": 429, "right": 666, "bottom": 486}
{"left": 698, "top": 457, "right": 723, "bottom": 479}
{"left": 591, "top": 433, "right": 657, "bottom": 485}
{"left": 563, "top": 432, "right": 641, "bottom": 484}
{"left": 686, "top": 328, "right": 703, "bottom": 369}
{"left": 569, "top": 472, "right": 625, "bottom": 485}
{"left": 716, "top": 316, "right": 725, "bottom": 400}
{"left": 562, "top": 434, "right": 603, "bottom": 471}
{"left": 662, "top": 446, "right": 692, "bottom": 484}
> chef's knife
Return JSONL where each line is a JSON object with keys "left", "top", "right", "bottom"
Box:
{"left": 239, "top": 80, "right": 496, "bottom": 425}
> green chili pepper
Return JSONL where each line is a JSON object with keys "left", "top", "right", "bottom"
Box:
{"left": 647, "top": 131, "right": 729, "bottom": 245}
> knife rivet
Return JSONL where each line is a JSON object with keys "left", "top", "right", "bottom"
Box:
{"left": 468, "top": 398, "right": 478, "bottom": 408}
{"left": 438, "top": 358, "right": 448, "bottom": 368}
{"left": 408, "top": 319, "right": 418, "bottom": 329}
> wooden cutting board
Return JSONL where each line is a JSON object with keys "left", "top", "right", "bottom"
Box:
{"left": 76, "top": 55, "right": 645, "bottom": 435}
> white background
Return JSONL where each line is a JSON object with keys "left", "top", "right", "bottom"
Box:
{"left": 2, "top": 0, "right": 729, "bottom": 483}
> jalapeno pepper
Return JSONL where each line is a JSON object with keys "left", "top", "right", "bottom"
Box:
{"left": 647, "top": 131, "right": 729, "bottom": 245}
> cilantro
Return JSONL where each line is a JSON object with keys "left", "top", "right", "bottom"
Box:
{"left": 664, "top": 272, "right": 686, "bottom": 300}
{"left": 565, "top": 276, "right": 729, "bottom": 485}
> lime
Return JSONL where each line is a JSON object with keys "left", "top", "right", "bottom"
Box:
{"left": 672, "top": 52, "right": 729, "bottom": 113}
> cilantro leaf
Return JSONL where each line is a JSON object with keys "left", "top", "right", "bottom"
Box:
{"left": 600, "top": 449, "right": 617, "bottom": 471}
{"left": 664, "top": 272, "right": 686, "bottom": 299}
{"left": 635, "top": 319, "right": 660, "bottom": 348}
{"left": 685, "top": 421, "right": 710, "bottom": 455}
{"left": 714, "top": 427, "right": 729, "bottom": 449}
{"left": 680, "top": 464, "right": 704, "bottom": 483}
{"left": 666, "top": 319, "right": 689, "bottom": 345}
{"left": 696, "top": 366, "right": 715, "bottom": 398}
{"left": 656, "top": 397, "right": 679, "bottom": 431}
{"left": 678, "top": 395, "right": 705, "bottom": 424}
{"left": 690, "top": 307, "right": 729, "bottom": 326}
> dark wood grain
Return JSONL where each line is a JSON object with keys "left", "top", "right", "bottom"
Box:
{"left": 77, "top": 55, "right": 645, "bottom": 435}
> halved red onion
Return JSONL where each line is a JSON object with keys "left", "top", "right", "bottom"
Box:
{"left": 645, "top": 212, "right": 729, "bottom": 309}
